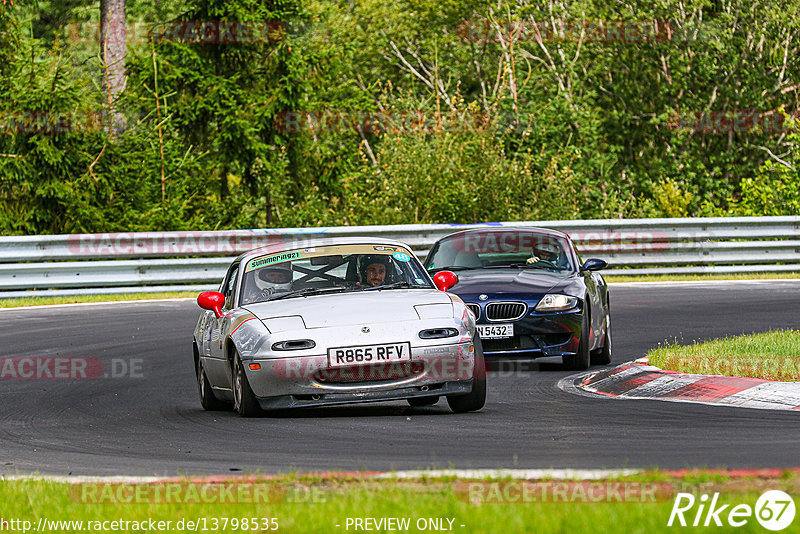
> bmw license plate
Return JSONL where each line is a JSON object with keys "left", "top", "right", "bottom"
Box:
{"left": 328, "top": 342, "right": 412, "bottom": 368}
{"left": 477, "top": 324, "right": 514, "bottom": 339}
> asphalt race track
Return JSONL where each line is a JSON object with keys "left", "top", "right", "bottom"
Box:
{"left": 1, "top": 280, "right": 799, "bottom": 476}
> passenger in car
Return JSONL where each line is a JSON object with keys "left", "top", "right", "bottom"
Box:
{"left": 360, "top": 256, "right": 389, "bottom": 287}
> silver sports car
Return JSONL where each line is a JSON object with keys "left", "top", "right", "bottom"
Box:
{"left": 192, "top": 238, "right": 486, "bottom": 416}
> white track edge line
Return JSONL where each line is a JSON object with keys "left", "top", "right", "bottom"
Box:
{"left": 1, "top": 469, "right": 642, "bottom": 484}
{"left": 0, "top": 298, "right": 196, "bottom": 312}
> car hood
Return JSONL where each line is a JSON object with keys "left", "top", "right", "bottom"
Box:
{"left": 242, "top": 289, "right": 452, "bottom": 329}
{"left": 447, "top": 268, "right": 582, "bottom": 298}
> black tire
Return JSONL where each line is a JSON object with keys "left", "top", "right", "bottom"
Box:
{"left": 447, "top": 337, "right": 487, "bottom": 414}
{"left": 407, "top": 396, "right": 439, "bottom": 407}
{"left": 196, "top": 355, "right": 230, "bottom": 411}
{"left": 591, "top": 310, "right": 612, "bottom": 365}
{"left": 564, "top": 310, "right": 591, "bottom": 370}
{"left": 232, "top": 352, "right": 264, "bottom": 417}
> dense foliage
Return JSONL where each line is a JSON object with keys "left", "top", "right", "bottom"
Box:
{"left": 1, "top": 0, "right": 798, "bottom": 234}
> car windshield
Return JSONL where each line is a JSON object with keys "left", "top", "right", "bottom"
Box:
{"left": 425, "top": 230, "right": 575, "bottom": 272}
{"left": 239, "top": 244, "right": 433, "bottom": 305}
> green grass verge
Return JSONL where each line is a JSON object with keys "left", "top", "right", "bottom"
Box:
{"left": 647, "top": 330, "right": 800, "bottom": 381}
{"left": 1, "top": 474, "right": 797, "bottom": 533}
{"left": 0, "top": 292, "right": 198, "bottom": 308}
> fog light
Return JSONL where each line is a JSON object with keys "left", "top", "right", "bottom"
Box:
{"left": 249, "top": 363, "right": 261, "bottom": 371}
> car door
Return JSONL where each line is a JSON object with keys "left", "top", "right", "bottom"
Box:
{"left": 581, "top": 269, "right": 600, "bottom": 345}
{"left": 572, "top": 240, "right": 603, "bottom": 349}
{"left": 204, "top": 262, "right": 240, "bottom": 389}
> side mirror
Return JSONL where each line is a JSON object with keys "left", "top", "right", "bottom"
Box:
{"left": 433, "top": 270, "right": 458, "bottom": 292}
{"left": 197, "top": 291, "right": 225, "bottom": 318}
{"left": 581, "top": 258, "right": 608, "bottom": 272}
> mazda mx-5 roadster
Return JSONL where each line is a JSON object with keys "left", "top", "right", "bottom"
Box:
{"left": 424, "top": 227, "right": 611, "bottom": 370}
{"left": 192, "top": 238, "right": 485, "bottom": 416}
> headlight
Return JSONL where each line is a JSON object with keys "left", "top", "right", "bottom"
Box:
{"left": 535, "top": 294, "right": 579, "bottom": 312}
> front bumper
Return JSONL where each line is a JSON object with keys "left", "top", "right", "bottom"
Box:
{"left": 256, "top": 380, "right": 472, "bottom": 410}
{"left": 242, "top": 342, "right": 476, "bottom": 408}
{"left": 479, "top": 312, "right": 582, "bottom": 358}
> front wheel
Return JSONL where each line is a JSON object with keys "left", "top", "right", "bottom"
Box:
{"left": 197, "top": 356, "right": 230, "bottom": 411}
{"left": 591, "top": 310, "right": 612, "bottom": 365}
{"left": 563, "top": 311, "right": 591, "bottom": 371}
{"left": 447, "top": 337, "right": 487, "bottom": 414}
{"left": 233, "top": 352, "right": 264, "bottom": 417}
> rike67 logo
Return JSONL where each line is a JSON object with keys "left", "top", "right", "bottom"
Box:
{"left": 668, "top": 491, "right": 795, "bottom": 530}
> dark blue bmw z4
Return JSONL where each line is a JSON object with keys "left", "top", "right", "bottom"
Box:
{"left": 425, "top": 227, "right": 611, "bottom": 370}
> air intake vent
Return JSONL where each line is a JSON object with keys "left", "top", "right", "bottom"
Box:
{"left": 272, "top": 339, "right": 316, "bottom": 351}
{"left": 466, "top": 304, "right": 481, "bottom": 319}
{"left": 486, "top": 302, "right": 526, "bottom": 321}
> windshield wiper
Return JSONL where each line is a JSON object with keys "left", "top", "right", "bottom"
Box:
{"left": 267, "top": 286, "right": 349, "bottom": 301}
{"left": 428, "top": 266, "right": 479, "bottom": 272}
{"left": 361, "top": 281, "right": 420, "bottom": 291}
{"left": 481, "top": 263, "right": 527, "bottom": 268}
{"left": 482, "top": 263, "right": 561, "bottom": 270}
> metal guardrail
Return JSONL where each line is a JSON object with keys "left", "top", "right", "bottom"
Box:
{"left": 1, "top": 216, "right": 799, "bottom": 297}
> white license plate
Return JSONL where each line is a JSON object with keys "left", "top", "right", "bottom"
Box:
{"left": 477, "top": 324, "right": 514, "bottom": 339}
{"left": 327, "top": 342, "right": 412, "bottom": 368}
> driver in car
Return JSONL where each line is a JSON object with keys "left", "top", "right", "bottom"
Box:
{"left": 245, "top": 264, "right": 293, "bottom": 303}
{"left": 360, "top": 256, "right": 389, "bottom": 287}
{"left": 526, "top": 242, "right": 560, "bottom": 264}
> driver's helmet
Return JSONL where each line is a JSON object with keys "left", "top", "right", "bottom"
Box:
{"left": 359, "top": 255, "right": 392, "bottom": 285}
{"left": 535, "top": 241, "right": 560, "bottom": 262}
{"left": 255, "top": 264, "right": 293, "bottom": 294}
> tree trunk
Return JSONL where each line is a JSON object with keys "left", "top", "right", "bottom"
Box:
{"left": 100, "top": 0, "right": 126, "bottom": 135}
